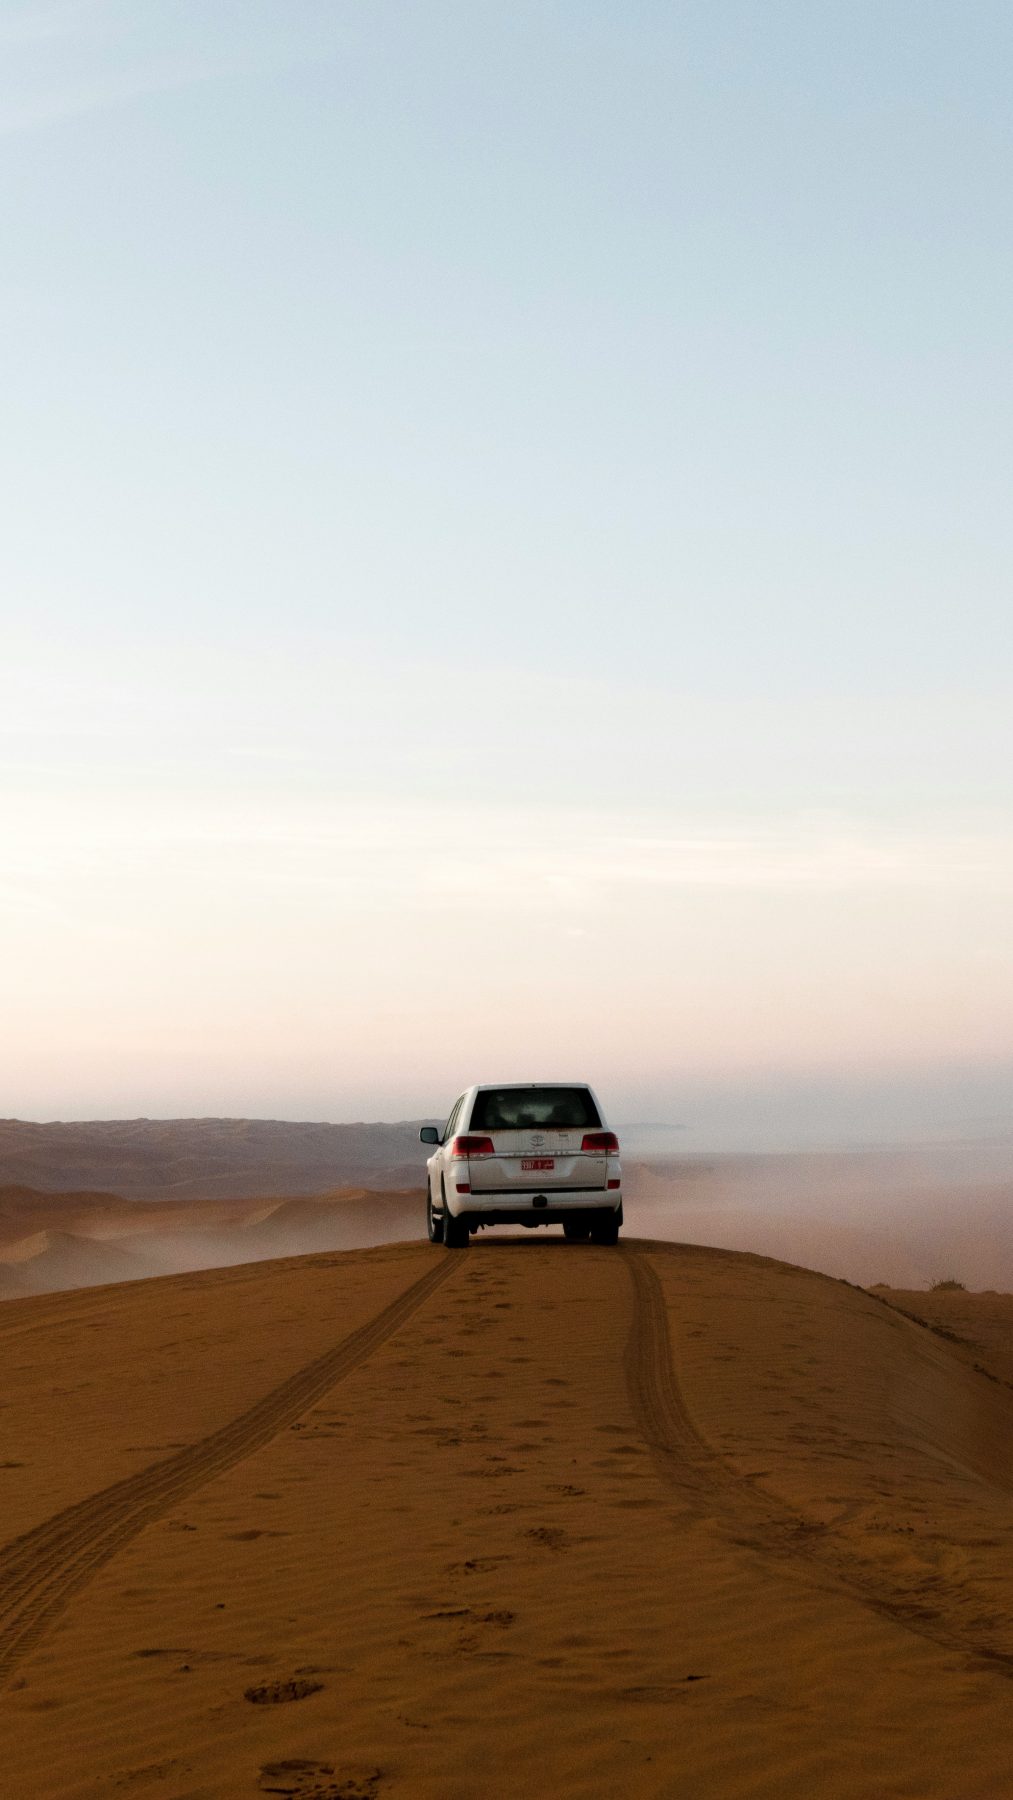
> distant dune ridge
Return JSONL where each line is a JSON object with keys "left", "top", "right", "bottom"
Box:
{"left": 0, "top": 1116, "right": 435, "bottom": 1200}
{"left": 2, "top": 1118, "right": 1013, "bottom": 1298}
{"left": 3, "top": 1238, "right": 1013, "bottom": 1797}
{"left": 0, "top": 1120, "right": 431, "bottom": 1296}
{"left": 0, "top": 1184, "right": 421, "bottom": 1295}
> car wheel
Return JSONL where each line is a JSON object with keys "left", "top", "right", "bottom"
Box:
{"left": 562, "top": 1219, "right": 590, "bottom": 1241}
{"left": 589, "top": 1213, "right": 620, "bottom": 1245}
{"left": 444, "top": 1210, "right": 470, "bottom": 1249}
{"left": 426, "top": 1184, "right": 444, "bottom": 1244}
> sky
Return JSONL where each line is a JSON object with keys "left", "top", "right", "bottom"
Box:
{"left": 3, "top": 1, "right": 1012, "bottom": 1138}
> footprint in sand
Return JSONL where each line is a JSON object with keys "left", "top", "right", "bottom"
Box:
{"left": 421, "top": 1606, "right": 515, "bottom": 1628}
{"left": 623, "top": 1678, "right": 708, "bottom": 1702}
{"left": 244, "top": 1678, "right": 325, "bottom": 1705}
{"left": 447, "top": 1555, "right": 511, "bottom": 1575}
{"left": 524, "top": 1526, "right": 569, "bottom": 1552}
{"left": 225, "top": 1528, "right": 290, "bottom": 1540}
{"left": 110, "top": 1759, "right": 182, "bottom": 1787}
{"left": 258, "top": 1761, "right": 381, "bottom": 1797}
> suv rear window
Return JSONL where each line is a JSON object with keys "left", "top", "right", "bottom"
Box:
{"left": 470, "top": 1087, "right": 602, "bottom": 1130}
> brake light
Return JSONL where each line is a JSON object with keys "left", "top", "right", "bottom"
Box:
{"left": 450, "top": 1135, "right": 496, "bottom": 1158}
{"left": 581, "top": 1131, "right": 619, "bottom": 1153}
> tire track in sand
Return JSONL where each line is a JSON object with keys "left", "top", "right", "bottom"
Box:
{"left": 623, "top": 1245, "right": 789, "bottom": 1519}
{"left": 623, "top": 1244, "right": 1013, "bottom": 1676}
{"left": 0, "top": 1255, "right": 454, "bottom": 1686}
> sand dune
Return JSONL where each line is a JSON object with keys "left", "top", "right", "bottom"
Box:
{"left": 0, "top": 1227, "right": 144, "bottom": 1295}
{"left": 0, "top": 1186, "right": 422, "bottom": 1297}
{"left": 7, "top": 1137, "right": 1013, "bottom": 1305}
{"left": 2, "top": 1238, "right": 1013, "bottom": 1797}
{"left": 0, "top": 1264, "right": 27, "bottom": 1300}
{"left": 0, "top": 1118, "right": 434, "bottom": 1200}
{"left": 626, "top": 1150, "right": 1013, "bottom": 1288}
{"left": 873, "top": 1283, "right": 1013, "bottom": 1385}
{"left": 5, "top": 1122, "right": 1012, "bottom": 1301}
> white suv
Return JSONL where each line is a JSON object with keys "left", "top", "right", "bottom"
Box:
{"left": 420, "top": 1083, "right": 622, "bottom": 1248}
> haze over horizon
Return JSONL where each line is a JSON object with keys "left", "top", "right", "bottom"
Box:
{"left": 6, "top": 1064, "right": 1013, "bottom": 1160}
{"left": 4, "top": 2, "right": 1012, "bottom": 1132}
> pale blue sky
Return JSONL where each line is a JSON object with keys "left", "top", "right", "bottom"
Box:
{"left": 3, "top": 2, "right": 1012, "bottom": 1130}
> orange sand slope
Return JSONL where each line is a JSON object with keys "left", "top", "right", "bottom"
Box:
{"left": 2, "top": 1242, "right": 1013, "bottom": 1799}
{"left": 8, "top": 1136, "right": 1013, "bottom": 1301}
{"left": 0, "top": 1186, "right": 421, "bottom": 1296}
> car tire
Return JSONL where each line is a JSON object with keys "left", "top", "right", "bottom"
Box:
{"left": 426, "top": 1184, "right": 444, "bottom": 1244}
{"left": 589, "top": 1213, "right": 620, "bottom": 1246}
{"left": 562, "top": 1219, "right": 590, "bottom": 1241}
{"left": 444, "top": 1210, "right": 470, "bottom": 1249}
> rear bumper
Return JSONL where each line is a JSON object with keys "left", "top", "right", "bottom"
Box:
{"left": 445, "top": 1187, "right": 622, "bottom": 1221}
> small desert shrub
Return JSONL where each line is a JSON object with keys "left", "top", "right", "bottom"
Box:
{"left": 930, "top": 1278, "right": 966, "bottom": 1292}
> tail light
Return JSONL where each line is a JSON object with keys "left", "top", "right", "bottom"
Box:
{"left": 450, "top": 1135, "right": 496, "bottom": 1158}
{"left": 581, "top": 1131, "right": 619, "bottom": 1153}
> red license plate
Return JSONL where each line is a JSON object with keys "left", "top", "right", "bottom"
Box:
{"left": 522, "top": 1157, "right": 555, "bottom": 1171}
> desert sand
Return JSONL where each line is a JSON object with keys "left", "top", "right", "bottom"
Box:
{"left": 5, "top": 1120, "right": 1013, "bottom": 1300}
{"left": 3, "top": 1237, "right": 1013, "bottom": 1798}
{"left": 0, "top": 1185, "right": 421, "bottom": 1298}
{"left": 629, "top": 1149, "right": 1013, "bottom": 1289}
{"left": 0, "top": 1119, "right": 433, "bottom": 1201}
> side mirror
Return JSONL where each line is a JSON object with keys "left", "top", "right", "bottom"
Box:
{"left": 419, "top": 1125, "right": 440, "bottom": 1145}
